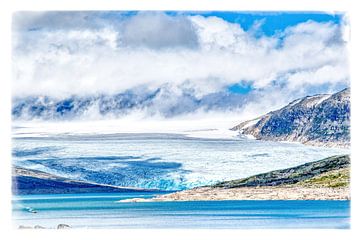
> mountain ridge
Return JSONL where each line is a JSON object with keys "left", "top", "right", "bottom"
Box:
{"left": 12, "top": 85, "right": 249, "bottom": 120}
{"left": 231, "top": 88, "right": 350, "bottom": 147}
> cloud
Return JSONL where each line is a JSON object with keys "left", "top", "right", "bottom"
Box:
{"left": 119, "top": 12, "right": 198, "bottom": 49}
{"left": 12, "top": 11, "right": 109, "bottom": 31}
{"left": 12, "top": 12, "right": 349, "bottom": 117}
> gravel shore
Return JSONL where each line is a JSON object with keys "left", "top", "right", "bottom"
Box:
{"left": 120, "top": 186, "right": 349, "bottom": 202}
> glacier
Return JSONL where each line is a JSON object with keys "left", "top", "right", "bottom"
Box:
{"left": 12, "top": 124, "right": 349, "bottom": 191}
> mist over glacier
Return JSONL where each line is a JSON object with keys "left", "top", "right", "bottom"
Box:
{"left": 12, "top": 84, "right": 250, "bottom": 120}
{"left": 12, "top": 82, "right": 349, "bottom": 122}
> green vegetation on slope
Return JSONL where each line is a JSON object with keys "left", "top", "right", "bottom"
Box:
{"left": 298, "top": 168, "right": 349, "bottom": 188}
{"left": 213, "top": 155, "right": 350, "bottom": 188}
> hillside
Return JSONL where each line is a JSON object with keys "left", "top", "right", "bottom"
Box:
{"left": 231, "top": 88, "right": 350, "bottom": 147}
{"left": 212, "top": 155, "right": 349, "bottom": 188}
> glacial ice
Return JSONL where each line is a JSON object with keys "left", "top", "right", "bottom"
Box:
{"left": 12, "top": 128, "right": 349, "bottom": 191}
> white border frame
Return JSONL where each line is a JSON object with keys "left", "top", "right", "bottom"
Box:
{"left": 1, "top": 1, "right": 359, "bottom": 240}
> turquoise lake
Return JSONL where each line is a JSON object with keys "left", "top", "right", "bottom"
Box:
{"left": 13, "top": 192, "right": 350, "bottom": 229}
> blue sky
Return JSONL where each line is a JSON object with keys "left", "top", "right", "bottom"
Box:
{"left": 100, "top": 11, "right": 342, "bottom": 35}
{"left": 193, "top": 12, "right": 342, "bottom": 35}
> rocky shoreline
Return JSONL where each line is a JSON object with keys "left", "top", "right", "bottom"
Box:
{"left": 121, "top": 186, "right": 349, "bottom": 202}
{"left": 18, "top": 224, "right": 71, "bottom": 230}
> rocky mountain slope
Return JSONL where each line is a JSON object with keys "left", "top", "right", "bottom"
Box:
{"left": 231, "top": 88, "right": 350, "bottom": 147}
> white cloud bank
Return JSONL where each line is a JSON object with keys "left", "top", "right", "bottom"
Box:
{"left": 12, "top": 12, "right": 349, "bottom": 106}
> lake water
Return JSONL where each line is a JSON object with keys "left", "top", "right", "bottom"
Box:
{"left": 13, "top": 192, "right": 350, "bottom": 229}
{"left": 12, "top": 132, "right": 348, "bottom": 190}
